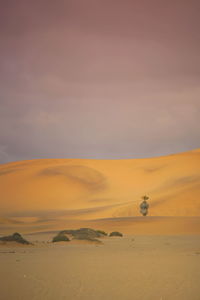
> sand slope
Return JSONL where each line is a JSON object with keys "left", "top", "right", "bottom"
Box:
{"left": 0, "top": 149, "right": 200, "bottom": 233}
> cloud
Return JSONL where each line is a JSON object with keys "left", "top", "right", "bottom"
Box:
{"left": 0, "top": 0, "right": 200, "bottom": 162}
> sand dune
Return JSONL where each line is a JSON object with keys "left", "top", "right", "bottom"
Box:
{"left": 0, "top": 151, "right": 200, "bottom": 299}
{"left": 0, "top": 149, "right": 200, "bottom": 234}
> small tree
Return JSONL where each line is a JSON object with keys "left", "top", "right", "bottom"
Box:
{"left": 140, "top": 195, "right": 149, "bottom": 216}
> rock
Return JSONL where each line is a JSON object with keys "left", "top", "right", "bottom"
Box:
{"left": 109, "top": 231, "right": 123, "bottom": 237}
{"left": 52, "top": 233, "right": 70, "bottom": 243}
{"left": 59, "top": 228, "right": 107, "bottom": 243}
{"left": 0, "top": 232, "right": 31, "bottom": 245}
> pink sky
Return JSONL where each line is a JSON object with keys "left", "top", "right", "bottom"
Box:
{"left": 0, "top": 0, "right": 200, "bottom": 162}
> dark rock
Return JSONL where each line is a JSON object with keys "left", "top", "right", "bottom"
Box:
{"left": 96, "top": 230, "right": 108, "bottom": 236}
{"left": 52, "top": 233, "right": 70, "bottom": 243}
{"left": 109, "top": 231, "right": 123, "bottom": 237}
{"left": 61, "top": 228, "right": 103, "bottom": 238}
{"left": 0, "top": 232, "right": 31, "bottom": 245}
{"left": 59, "top": 228, "right": 107, "bottom": 243}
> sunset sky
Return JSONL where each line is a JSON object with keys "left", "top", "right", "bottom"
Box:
{"left": 0, "top": 0, "right": 200, "bottom": 163}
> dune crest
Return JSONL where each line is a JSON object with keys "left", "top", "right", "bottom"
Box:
{"left": 0, "top": 149, "right": 199, "bottom": 233}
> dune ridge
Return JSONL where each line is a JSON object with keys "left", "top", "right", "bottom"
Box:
{"left": 0, "top": 149, "right": 200, "bottom": 234}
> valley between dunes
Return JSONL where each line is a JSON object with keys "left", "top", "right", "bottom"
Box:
{"left": 0, "top": 148, "right": 200, "bottom": 234}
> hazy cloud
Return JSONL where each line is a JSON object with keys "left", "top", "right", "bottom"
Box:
{"left": 0, "top": 0, "right": 200, "bottom": 163}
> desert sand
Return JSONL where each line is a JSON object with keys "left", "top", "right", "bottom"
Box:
{"left": 0, "top": 148, "right": 200, "bottom": 234}
{"left": 0, "top": 234, "right": 200, "bottom": 300}
{"left": 0, "top": 149, "right": 200, "bottom": 299}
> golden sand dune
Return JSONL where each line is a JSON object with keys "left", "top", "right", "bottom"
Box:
{"left": 0, "top": 149, "right": 199, "bottom": 233}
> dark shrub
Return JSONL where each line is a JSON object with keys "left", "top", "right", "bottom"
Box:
{"left": 52, "top": 233, "right": 70, "bottom": 243}
{"left": 96, "top": 230, "right": 108, "bottom": 236}
{"left": 59, "top": 228, "right": 107, "bottom": 242}
{"left": 109, "top": 231, "right": 123, "bottom": 237}
{"left": 0, "top": 232, "right": 31, "bottom": 244}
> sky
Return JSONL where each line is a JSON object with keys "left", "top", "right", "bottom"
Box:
{"left": 0, "top": 0, "right": 200, "bottom": 163}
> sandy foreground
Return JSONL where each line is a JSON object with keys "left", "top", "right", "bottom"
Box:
{"left": 0, "top": 234, "right": 200, "bottom": 300}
